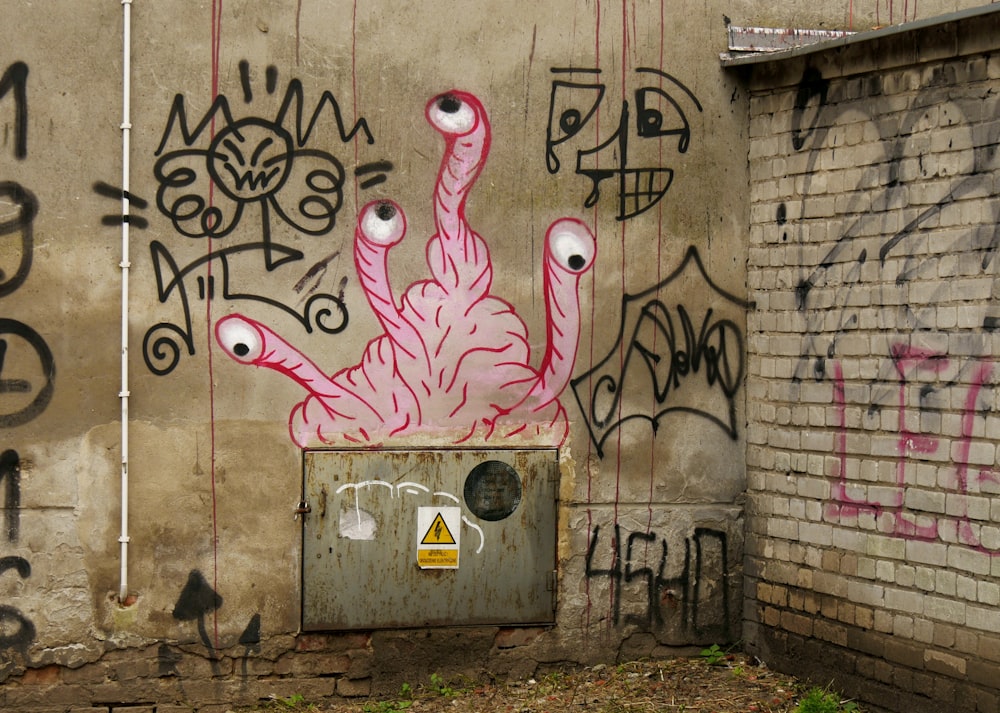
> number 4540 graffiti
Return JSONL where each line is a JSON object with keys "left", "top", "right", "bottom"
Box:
{"left": 585, "top": 523, "right": 731, "bottom": 638}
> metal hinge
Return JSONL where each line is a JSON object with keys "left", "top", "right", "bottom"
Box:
{"left": 547, "top": 570, "right": 558, "bottom": 612}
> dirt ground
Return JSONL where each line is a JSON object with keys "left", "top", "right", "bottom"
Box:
{"left": 233, "top": 652, "right": 865, "bottom": 713}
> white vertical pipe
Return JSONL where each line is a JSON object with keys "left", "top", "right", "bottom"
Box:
{"left": 118, "top": 0, "right": 133, "bottom": 604}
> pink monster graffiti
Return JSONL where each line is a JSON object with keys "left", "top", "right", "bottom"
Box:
{"left": 216, "top": 90, "right": 596, "bottom": 447}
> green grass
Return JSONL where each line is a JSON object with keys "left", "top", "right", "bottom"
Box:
{"left": 258, "top": 693, "right": 319, "bottom": 712}
{"left": 794, "top": 686, "right": 860, "bottom": 713}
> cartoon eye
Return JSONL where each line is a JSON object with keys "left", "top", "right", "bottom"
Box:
{"left": 359, "top": 200, "right": 406, "bottom": 247}
{"left": 427, "top": 92, "right": 478, "bottom": 135}
{"left": 635, "top": 87, "right": 691, "bottom": 150}
{"left": 545, "top": 81, "right": 605, "bottom": 173}
{"left": 216, "top": 315, "right": 264, "bottom": 363}
{"left": 547, "top": 82, "right": 604, "bottom": 144}
{"left": 546, "top": 218, "right": 596, "bottom": 274}
{"left": 633, "top": 69, "right": 703, "bottom": 152}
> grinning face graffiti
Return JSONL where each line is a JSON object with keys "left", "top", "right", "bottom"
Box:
{"left": 216, "top": 90, "right": 596, "bottom": 447}
{"left": 546, "top": 67, "right": 702, "bottom": 221}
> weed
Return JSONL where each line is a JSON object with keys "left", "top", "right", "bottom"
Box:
{"left": 430, "top": 672, "right": 457, "bottom": 697}
{"left": 361, "top": 701, "right": 413, "bottom": 713}
{"left": 699, "top": 643, "right": 726, "bottom": 665}
{"left": 536, "top": 671, "right": 568, "bottom": 695}
{"left": 795, "top": 686, "right": 859, "bottom": 713}
{"left": 362, "top": 701, "right": 412, "bottom": 713}
{"left": 262, "top": 693, "right": 319, "bottom": 711}
{"left": 359, "top": 682, "right": 415, "bottom": 713}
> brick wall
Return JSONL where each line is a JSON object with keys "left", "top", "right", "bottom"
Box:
{"left": 743, "top": 10, "right": 1000, "bottom": 713}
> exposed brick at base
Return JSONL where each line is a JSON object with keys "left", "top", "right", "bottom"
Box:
{"left": 747, "top": 624, "right": 999, "bottom": 713}
{"left": 0, "top": 627, "right": 576, "bottom": 712}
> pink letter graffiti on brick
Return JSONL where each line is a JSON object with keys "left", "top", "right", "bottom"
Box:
{"left": 826, "top": 350, "right": 1000, "bottom": 554}
{"left": 216, "top": 91, "right": 596, "bottom": 447}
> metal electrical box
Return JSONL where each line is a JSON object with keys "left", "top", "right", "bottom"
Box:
{"left": 301, "top": 449, "right": 558, "bottom": 630}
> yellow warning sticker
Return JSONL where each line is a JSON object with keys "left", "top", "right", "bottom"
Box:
{"left": 416, "top": 506, "right": 461, "bottom": 569}
{"left": 420, "top": 512, "right": 457, "bottom": 545}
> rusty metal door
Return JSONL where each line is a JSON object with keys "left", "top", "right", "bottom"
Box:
{"left": 301, "top": 449, "right": 558, "bottom": 630}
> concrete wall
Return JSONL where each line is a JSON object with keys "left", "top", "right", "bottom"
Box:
{"left": 0, "top": 0, "right": 994, "bottom": 710}
{"left": 4, "top": 1, "right": 748, "bottom": 709}
{"left": 742, "top": 7, "right": 1000, "bottom": 713}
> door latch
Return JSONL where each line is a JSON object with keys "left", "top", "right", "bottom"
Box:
{"left": 294, "top": 500, "right": 311, "bottom": 520}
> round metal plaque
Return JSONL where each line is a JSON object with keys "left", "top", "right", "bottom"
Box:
{"left": 464, "top": 460, "right": 522, "bottom": 521}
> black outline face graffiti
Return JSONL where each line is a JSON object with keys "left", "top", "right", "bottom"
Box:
{"left": 546, "top": 67, "right": 703, "bottom": 221}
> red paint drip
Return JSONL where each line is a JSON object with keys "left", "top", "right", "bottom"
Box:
{"left": 208, "top": 0, "right": 223, "bottom": 651}
{"left": 644, "top": 0, "right": 666, "bottom": 543}
{"left": 613, "top": 0, "right": 627, "bottom": 522}
{"left": 352, "top": 0, "right": 360, "bottom": 216}
{"left": 585, "top": 0, "right": 602, "bottom": 636}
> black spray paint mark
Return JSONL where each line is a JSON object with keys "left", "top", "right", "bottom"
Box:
{"left": 93, "top": 180, "right": 149, "bottom": 229}
{"left": 0, "top": 555, "right": 29, "bottom": 579}
{"left": 0, "top": 604, "right": 34, "bottom": 652}
{"left": 293, "top": 251, "right": 342, "bottom": 298}
{"left": 0, "top": 181, "right": 38, "bottom": 299}
{"left": 173, "top": 569, "right": 223, "bottom": 652}
{"left": 157, "top": 643, "right": 182, "bottom": 677}
{"left": 239, "top": 612, "right": 261, "bottom": 647}
{"left": 239, "top": 612, "right": 262, "bottom": 679}
{"left": 0, "top": 62, "right": 28, "bottom": 160}
{"left": 790, "top": 66, "right": 828, "bottom": 151}
{"left": 572, "top": 246, "right": 748, "bottom": 457}
{"left": 266, "top": 66, "right": 278, "bottom": 95}
{"left": 355, "top": 160, "right": 394, "bottom": 190}
{"left": 238, "top": 60, "right": 253, "bottom": 103}
{"left": 0, "top": 450, "right": 20, "bottom": 543}
{"left": 0, "top": 555, "right": 33, "bottom": 652}
{"left": 0, "top": 319, "right": 55, "bottom": 428}
{"left": 240, "top": 63, "right": 280, "bottom": 103}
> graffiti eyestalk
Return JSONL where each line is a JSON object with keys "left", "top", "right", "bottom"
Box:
{"left": 217, "top": 91, "right": 596, "bottom": 447}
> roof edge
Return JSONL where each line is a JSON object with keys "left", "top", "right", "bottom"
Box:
{"left": 720, "top": 4, "right": 1000, "bottom": 67}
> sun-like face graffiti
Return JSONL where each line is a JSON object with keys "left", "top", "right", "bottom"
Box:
{"left": 216, "top": 90, "right": 596, "bottom": 447}
{"left": 207, "top": 118, "right": 295, "bottom": 202}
